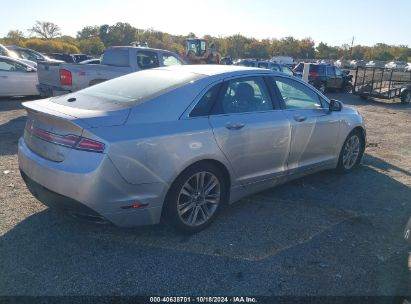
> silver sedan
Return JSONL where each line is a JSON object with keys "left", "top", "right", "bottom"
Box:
{"left": 18, "top": 65, "right": 366, "bottom": 233}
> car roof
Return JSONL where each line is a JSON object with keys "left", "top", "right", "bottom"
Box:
{"left": 157, "top": 64, "right": 277, "bottom": 77}
{"left": 107, "top": 46, "right": 176, "bottom": 53}
{"left": 0, "top": 55, "right": 32, "bottom": 67}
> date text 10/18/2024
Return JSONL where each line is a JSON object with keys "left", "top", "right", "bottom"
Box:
{"left": 149, "top": 297, "right": 258, "bottom": 303}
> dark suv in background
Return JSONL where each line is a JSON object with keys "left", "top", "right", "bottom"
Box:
{"left": 293, "top": 63, "right": 353, "bottom": 93}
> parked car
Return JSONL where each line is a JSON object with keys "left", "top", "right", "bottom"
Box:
{"left": 293, "top": 63, "right": 353, "bottom": 93}
{"left": 366, "top": 60, "right": 385, "bottom": 68}
{"left": 220, "top": 57, "right": 233, "bottom": 65}
{"left": 45, "top": 53, "right": 76, "bottom": 63}
{"left": 385, "top": 61, "right": 407, "bottom": 70}
{"left": 79, "top": 58, "right": 101, "bottom": 65}
{"left": 335, "top": 59, "right": 351, "bottom": 69}
{"left": 5, "top": 45, "right": 61, "bottom": 63}
{"left": 350, "top": 60, "right": 366, "bottom": 68}
{"left": 235, "top": 59, "right": 294, "bottom": 76}
{"left": 0, "top": 55, "right": 39, "bottom": 97}
{"left": 19, "top": 65, "right": 366, "bottom": 233}
{"left": 0, "top": 44, "right": 37, "bottom": 68}
{"left": 37, "top": 46, "right": 185, "bottom": 97}
{"left": 271, "top": 56, "right": 294, "bottom": 65}
{"left": 71, "top": 54, "right": 90, "bottom": 63}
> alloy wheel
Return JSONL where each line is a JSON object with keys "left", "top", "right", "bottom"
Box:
{"left": 342, "top": 135, "right": 360, "bottom": 170}
{"left": 177, "top": 171, "right": 221, "bottom": 227}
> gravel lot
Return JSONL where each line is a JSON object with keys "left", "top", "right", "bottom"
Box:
{"left": 0, "top": 93, "right": 411, "bottom": 296}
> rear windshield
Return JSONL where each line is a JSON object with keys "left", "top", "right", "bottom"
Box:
{"left": 310, "top": 65, "right": 319, "bottom": 72}
{"left": 101, "top": 49, "right": 129, "bottom": 67}
{"left": 53, "top": 69, "right": 205, "bottom": 110}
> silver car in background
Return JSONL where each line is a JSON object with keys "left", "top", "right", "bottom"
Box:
{"left": 0, "top": 55, "right": 39, "bottom": 97}
{"left": 18, "top": 65, "right": 366, "bottom": 233}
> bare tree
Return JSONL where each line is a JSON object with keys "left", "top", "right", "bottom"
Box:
{"left": 28, "top": 21, "right": 61, "bottom": 39}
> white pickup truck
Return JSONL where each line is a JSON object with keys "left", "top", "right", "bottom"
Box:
{"left": 37, "top": 46, "right": 185, "bottom": 97}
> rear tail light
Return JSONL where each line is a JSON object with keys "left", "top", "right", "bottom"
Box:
{"left": 59, "top": 69, "right": 72, "bottom": 86}
{"left": 26, "top": 125, "right": 105, "bottom": 153}
{"left": 77, "top": 138, "right": 105, "bottom": 152}
{"left": 309, "top": 71, "right": 319, "bottom": 77}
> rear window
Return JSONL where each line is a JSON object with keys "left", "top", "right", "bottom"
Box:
{"left": 53, "top": 69, "right": 205, "bottom": 110}
{"left": 309, "top": 65, "right": 319, "bottom": 72}
{"left": 101, "top": 49, "right": 129, "bottom": 67}
{"left": 293, "top": 63, "right": 304, "bottom": 72}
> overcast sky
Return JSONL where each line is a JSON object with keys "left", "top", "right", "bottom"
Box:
{"left": 2, "top": 0, "right": 410, "bottom": 46}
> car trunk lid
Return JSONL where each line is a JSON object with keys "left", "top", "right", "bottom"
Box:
{"left": 22, "top": 98, "right": 130, "bottom": 162}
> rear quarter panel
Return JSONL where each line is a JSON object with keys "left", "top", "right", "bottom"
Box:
{"left": 90, "top": 77, "right": 235, "bottom": 187}
{"left": 94, "top": 118, "right": 234, "bottom": 187}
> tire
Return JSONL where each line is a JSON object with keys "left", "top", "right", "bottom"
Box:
{"left": 401, "top": 89, "right": 411, "bottom": 105}
{"left": 343, "top": 83, "right": 353, "bottom": 94}
{"left": 337, "top": 130, "right": 365, "bottom": 173}
{"left": 163, "top": 163, "right": 226, "bottom": 234}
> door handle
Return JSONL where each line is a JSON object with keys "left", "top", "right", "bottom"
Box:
{"left": 293, "top": 115, "right": 307, "bottom": 122}
{"left": 225, "top": 122, "right": 245, "bottom": 130}
{"left": 0, "top": 76, "right": 8, "bottom": 78}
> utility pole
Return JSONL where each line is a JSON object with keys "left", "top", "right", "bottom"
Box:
{"left": 350, "top": 36, "right": 355, "bottom": 58}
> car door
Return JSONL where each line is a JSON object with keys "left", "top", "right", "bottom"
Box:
{"left": 334, "top": 67, "right": 345, "bottom": 89}
{"left": 208, "top": 76, "right": 291, "bottom": 185}
{"left": 326, "top": 65, "right": 336, "bottom": 88}
{"left": 270, "top": 76, "right": 341, "bottom": 174}
{"left": 0, "top": 58, "right": 38, "bottom": 96}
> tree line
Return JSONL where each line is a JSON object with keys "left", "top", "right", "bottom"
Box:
{"left": 1, "top": 21, "right": 410, "bottom": 61}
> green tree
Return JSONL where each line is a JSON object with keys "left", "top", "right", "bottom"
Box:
{"left": 245, "top": 40, "right": 270, "bottom": 58}
{"left": 79, "top": 37, "right": 105, "bottom": 55}
{"left": 316, "top": 42, "right": 339, "bottom": 59}
{"left": 25, "top": 38, "right": 79, "bottom": 53}
{"left": 298, "top": 38, "right": 315, "bottom": 59}
{"left": 77, "top": 26, "right": 100, "bottom": 39}
{"left": 5, "top": 30, "right": 25, "bottom": 46}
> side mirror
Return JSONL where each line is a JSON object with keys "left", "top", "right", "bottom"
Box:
{"left": 329, "top": 99, "right": 342, "bottom": 112}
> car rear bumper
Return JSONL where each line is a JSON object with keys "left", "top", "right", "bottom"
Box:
{"left": 37, "top": 84, "right": 71, "bottom": 98}
{"left": 18, "top": 137, "right": 167, "bottom": 227}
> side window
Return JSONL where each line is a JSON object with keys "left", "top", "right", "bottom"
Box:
{"left": 274, "top": 77, "right": 323, "bottom": 110}
{"left": 162, "top": 53, "right": 183, "bottom": 66}
{"left": 335, "top": 68, "right": 343, "bottom": 76}
{"left": 281, "top": 66, "right": 294, "bottom": 76}
{"left": 270, "top": 65, "right": 281, "bottom": 71}
{"left": 326, "top": 66, "right": 335, "bottom": 76}
{"left": 213, "top": 77, "right": 273, "bottom": 115}
{"left": 257, "top": 62, "right": 269, "bottom": 69}
{"left": 0, "top": 59, "right": 26, "bottom": 72}
{"left": 190, "top": 84, "right": 221, "bottom": 117}
{"left": 137, "top": 51, "right": 159, "bottom": 70}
